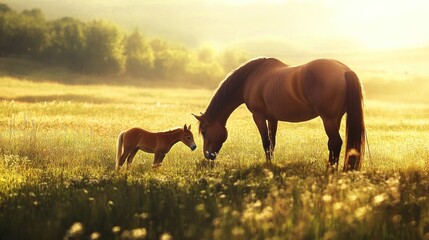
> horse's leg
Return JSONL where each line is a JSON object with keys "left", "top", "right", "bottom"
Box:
{"left": 268, "top": 120, "right": 278, "bottom": 156}
{"left": 125, "top": 148, "right": 139, "bottom": 170}
{"left": 252, "top": 113, "right": 272, "bottom": 161}
{"left": 322, "top": 117, "right": 342, "bottom": 170}
{"left": 153, "top": 151, "right": 166, "bottom": 168}
{"left": 116, "top": 147, "right": 132, "bottom": 171}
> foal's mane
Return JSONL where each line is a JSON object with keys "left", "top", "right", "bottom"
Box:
{"left": 203, "top": 57, "right": 285, "bottom": 121}
{"left": 159, "top": 127, "right": 183, "bottom": 135}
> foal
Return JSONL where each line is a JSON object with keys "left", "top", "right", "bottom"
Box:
{"left": 116, "top": 124, "right": 196, "bottom": 170}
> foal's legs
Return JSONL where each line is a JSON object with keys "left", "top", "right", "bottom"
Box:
{"left": 252, "top": 113, "right": 272, "bottom": 161}
{"left": 152, "top": 151, "right": 166, "bottom": 168}
{"left": 322, "top": 117, "right": 343, "bottom": 169}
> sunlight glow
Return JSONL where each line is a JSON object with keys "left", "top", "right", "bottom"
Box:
{"left": 332, "top": 0, "right": 429, "bottom": 50}
{"left": 5, "top": 0, "right": 429, "bottom": 52}
{"left": 225, "top": 0, "right": 288, "bottom": 4}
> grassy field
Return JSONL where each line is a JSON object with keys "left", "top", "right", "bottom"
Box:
{"left": 1, "top": 76, "right": 429, "bottom": 239}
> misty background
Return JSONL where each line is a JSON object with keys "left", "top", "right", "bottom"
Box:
{"left": 1, "top": 0, "right": 429, "bottom": 101}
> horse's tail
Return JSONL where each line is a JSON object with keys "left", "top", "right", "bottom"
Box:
{"left": 344, "top": 71, "right": 365, "bottom": 171}
{"left": 116, "top": 131, "right": 125, "bottom": 170}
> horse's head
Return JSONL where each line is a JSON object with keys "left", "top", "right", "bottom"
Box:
{"left": 193, "top": 114, "right": 227, "bottom": 160}
{"left": 181, "top": 124, "right": 197, "bottom": 151}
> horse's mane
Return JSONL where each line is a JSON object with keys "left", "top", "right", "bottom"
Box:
{"left": 159, "top": 127, "right": 183, "bottom": 135}
{"left": 203, "top": 57, "right": 285, "bottom": 121}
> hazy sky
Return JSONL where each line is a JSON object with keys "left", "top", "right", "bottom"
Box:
{"left": 5, "top": 0, "right": 429, "bottom": 53}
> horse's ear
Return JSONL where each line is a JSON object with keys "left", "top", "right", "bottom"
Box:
{"left": 184, "top": 124, "right": 187, "bottom": 130}
{"left": 192, "top": 113, "right": 202, "bottom": 121}
{"left": 188, "top": 125, "right": 191, "bottom": 130}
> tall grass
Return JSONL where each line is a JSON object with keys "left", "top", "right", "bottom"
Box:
{"left": 0, "top": 77, "right": 429, "bottom": 239}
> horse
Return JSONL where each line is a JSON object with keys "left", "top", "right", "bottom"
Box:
{"left": 115, "top": 124, "right": 196, "bottom": 170}
{"left": 193, "top": 57, "right": 365, "bottom": 171}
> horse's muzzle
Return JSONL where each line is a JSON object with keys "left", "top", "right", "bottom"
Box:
{"left": 190, "top": 144, "right": 197, "bottom": 151}
{"left": 205, "top": 151, "right": 217, "bottom": 160}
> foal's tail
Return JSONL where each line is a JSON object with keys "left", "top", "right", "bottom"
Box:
{"left": 344, "top": 71, "right": 366, "bottom": 171}
{"left": 116, "top": 131, "right": 125, "bottom": 169}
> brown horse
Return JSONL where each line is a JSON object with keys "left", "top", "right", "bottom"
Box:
{"left": 116, "top": 124, "right": 196, "bottom": 170}
{"left": 193, "top": 58, "right": 365, "bottom": 171}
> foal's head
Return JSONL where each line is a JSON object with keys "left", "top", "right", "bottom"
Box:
{"left": 193, "top": 114, "right": 227, "bottom": 161}
{"left": 181, "top": 124, "right": 197, "bottom": 151}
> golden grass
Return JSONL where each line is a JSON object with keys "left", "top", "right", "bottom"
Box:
{"left": 0, "top": 77, "right": 428, "bottom": 239}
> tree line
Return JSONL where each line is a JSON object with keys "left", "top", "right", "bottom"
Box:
{"left": 0, "top": 3, "right": 247, "bottom": 86}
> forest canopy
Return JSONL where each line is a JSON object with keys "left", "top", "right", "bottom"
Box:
{"left": 0, "top": 3, "right": 248, "bottom": 87}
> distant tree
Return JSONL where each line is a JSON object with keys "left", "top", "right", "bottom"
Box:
{"left": 22, "top": 8, "right": 44, "bottom": 19}
{"left": 218, "top": 49, "right": 248, "bottom": 73}
{"left": 184, "top": 48, "right": 248, "bottom": 87}
{"left": 183, "top": 46, "right": 224, "bottom": 86}
{"left": 0, "top": 3, "right": 12, "bottom": 14}
{"left": 124, "top": 29, "right": 154, "bottom": 77}
{"left": 149, "top": 38, "right": 169, "bottom": 77}
{"left": 81, "top": 20, "right": 125, "bottom": 75}
{"left": 0, "top": 9, "right": 48, "bottom": 57}
{"left": 0, "top": 7, "right": 7, "bottom": 55}
{"left": 44, "top": 17, "right": 86, "bottom": 70}
{"left": 197, "top": 46, "right": 216, "bottom": 63}
{"left": 0, "top": 4, "right": 249, "bottom": 86}
{"left": 149, "top": 38, "right": 191, "bottom": 79}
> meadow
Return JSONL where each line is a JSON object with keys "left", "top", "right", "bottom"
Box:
{"left": 0, "top": 76, "right": 429, "bottom": 239}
